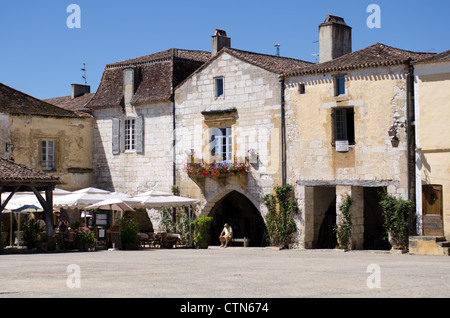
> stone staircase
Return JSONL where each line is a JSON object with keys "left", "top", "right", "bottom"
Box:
{"left": 409, "top": 236, "right": 450, "bottom": 256}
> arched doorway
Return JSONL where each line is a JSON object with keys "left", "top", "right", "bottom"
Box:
{"left": 207, "top": 191, "right": 268, "bottom": 247}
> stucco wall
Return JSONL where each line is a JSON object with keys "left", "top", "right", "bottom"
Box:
{"left": 6, "top": 114, "right": 93, "bottom": 191}
{"left": 285, "top": 65, "right": 411, "bottom": 248}
{"left": 415, "top": 63, "right": 450, "bottom": 238}
{"left": 285, "top": 66, "right": 409, "bottom": 193}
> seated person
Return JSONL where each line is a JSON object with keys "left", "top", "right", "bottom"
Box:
{"left": 219, "top": 223, "right": 233, "bottom": 248}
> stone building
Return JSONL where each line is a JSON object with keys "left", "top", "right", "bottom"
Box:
{"left": 174, "top": 30, "right": 311, "bottom": 245}
{"left": 0, "top": 83, "right": 93, "bottom": 191}
{"left": 282, "top": 16, "right": 434, "bottom": 249}
{"left": 86, "top": 49, "right": 211, "bottom": 194}
{"left": 410, "top": 51, "right": 450, "bottom": 255}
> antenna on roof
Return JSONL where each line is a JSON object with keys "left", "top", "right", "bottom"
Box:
{"left": 81, "top": 63, "right": 88, "bottom": 85}
{"left": 275, "top": 44, "right": 280, "bottom": 57}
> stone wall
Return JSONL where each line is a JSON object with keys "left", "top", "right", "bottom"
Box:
{"left": 92, "top": 101, "right": 174, "bottom": 195}
{"left": 6, "top": 114, "right": 93, "bottom": 191}
{"left": 285, "top": 65, "right": 411, "bottom": 248}
{"left": 174, "top": 51, "right": 284, "bottom": 218}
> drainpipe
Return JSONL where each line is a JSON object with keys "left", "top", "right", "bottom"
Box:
{"left": 172, "top": 100, "right": 176, "bottom": 187}
{"left": 279, "top": 76, "right": 287, "bottom": 186}
{"left": 406, "top": 61, "right": 416, "bottom": 233}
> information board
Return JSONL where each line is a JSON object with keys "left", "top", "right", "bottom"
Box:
{"left": 110, "top": 224, "right": 121, "bottom": 249}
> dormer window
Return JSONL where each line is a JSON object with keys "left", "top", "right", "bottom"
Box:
{"left": 215, "top": 77, "right": 224, "bottom": 98}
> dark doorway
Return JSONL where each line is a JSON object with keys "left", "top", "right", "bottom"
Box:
{"left": 317, "top": 199, "right": 338, "bottom": 249}
{"left": 363, "top": 187, "right": 390, "bottom": 250}
{"left": 208, "top": 191, "right": 268, "bottom": 247}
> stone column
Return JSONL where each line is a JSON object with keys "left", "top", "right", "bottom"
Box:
{"left": 336, "top": 186, "right": 364, "bottom": 250}
{"left": 297, "top": 185, "right": 315, "bottom": 249}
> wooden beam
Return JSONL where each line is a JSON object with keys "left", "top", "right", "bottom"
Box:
{"left": 0, "top": 186, "right": 20, "bottom": 249}
{"left": 30, "top": 185, "right": 54, "bottom": 237}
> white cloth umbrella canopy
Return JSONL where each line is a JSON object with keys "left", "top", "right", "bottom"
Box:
{"left": 85, "top": 198, "right": 135, "bottom": 212}
{"left": 135, "top": 190, "right": 172, "bottom": 197}
{"left": 85, "top": 198, "right": 135, "bottom": 227}
{"left": 136, "top": 193, "right": 199, "bottom": 209}
{"left": 2, "top": 188, "right": 71, "bottom": 211}
{"left": 109, "top": 192, "right": 142, "bottom": 207}
{"left": 72, "top": 187, "right": 111, "bottom": 194}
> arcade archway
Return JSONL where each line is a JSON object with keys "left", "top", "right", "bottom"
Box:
{"left": 207, "top": 191, "right": 268, "bottom": 247}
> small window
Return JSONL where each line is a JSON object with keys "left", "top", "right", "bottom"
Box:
{"left": 299, "top": 84, "right": 306, "bottom": 95}
{"left": 42, "top": 140, "right": 55, "bottom": 171}
{"left": 333, "top": 108, "right": 355, "bottom": 145}
{"left": 124, "top": 118, "right": 136, "bottom": 151}
{"left": 211, "top": 127, "right": 232, "bottom": 162}
{"left": 335, "top": 76, "right": 346, "bottom": 96}
{"left": 215, "top": 77, "right": 224, "bottom": 98}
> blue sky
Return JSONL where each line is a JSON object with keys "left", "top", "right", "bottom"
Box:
{"left": 1, "top": 0, "right": 449, "bottom": 100}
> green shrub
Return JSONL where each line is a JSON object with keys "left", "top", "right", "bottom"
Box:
{"left": 334, "top": 195, "right": 353, "bottom": 250}
{"left": 262, "top": 184, "right": 298, "bottom": 249}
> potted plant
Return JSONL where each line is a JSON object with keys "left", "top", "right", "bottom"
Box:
{"left": 23, "top": 218, "right": 38, "bottom": 250}
{"left": 190, "top": 215, "right": 213, "bottom": 249}
{"left": 75, "top": 227, "right": 95, "bottom": 252}
{"left": 119, "top": 216, "right": 139, "bottom": 250}
{"left": 379, "top": 192, "right": 412, "bottom": 252}
{"left": 334, "top": 195, "right": 353, "bottom": 251}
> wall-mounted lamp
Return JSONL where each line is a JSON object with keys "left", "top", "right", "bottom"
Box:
{"left": 388, "top": 121, "right": 406, "bottom": 148}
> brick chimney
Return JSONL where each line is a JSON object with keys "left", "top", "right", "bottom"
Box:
{"left": 319, "top": 15, "right": 352, "bottom": 63}
{"left": 212, "top": 29, "right": 231, "bottom": 56}
{"left": 71, "top": 84, "right": 90, "bottom": 99}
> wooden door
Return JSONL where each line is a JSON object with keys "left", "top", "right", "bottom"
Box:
{"left": 422, "top": 185, "right": 444, "bottom": 236}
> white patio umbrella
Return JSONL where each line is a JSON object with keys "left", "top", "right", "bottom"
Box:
{"left": 2, "top": 188, "right": 71, "bottom": 211}
{"left": 86, "top": 198, "right": 135, "bottom": 224}
{"left": 85, "top": 198, "right": 135, "bottom": 213}
{"left": 53, "top": 192, "right": 112, "bottom": 209}
{"left": 137, "top": 193, "right": 199, "bottom": 209}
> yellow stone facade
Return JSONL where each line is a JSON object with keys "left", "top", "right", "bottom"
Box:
{"left": 1, "top": 114, "right": 94, "bottom": 191}
{"left": 285, "top": 65, "right": 412, "bottom": 249}
{"left": 414, "top": 61, "right": 450, "bottom": 240}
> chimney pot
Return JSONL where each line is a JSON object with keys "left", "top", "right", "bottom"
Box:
{"left": 319, "top": 15, "right": 352, "bottom": 63}
{"left": 212, "top": 29, "right": 231, "bottom": 56}
{"left": 71, "top": 84, "right": 90, "bottom": 99}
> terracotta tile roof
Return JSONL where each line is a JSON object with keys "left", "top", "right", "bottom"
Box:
{"left": 223, "top": 48, "right": 313, "bottom": 74}
{"left": 0, "top": 83, "right": 82, "bottom": 118}
{"left": 87, "top": 49, "right": 211, "bottom": 108}
{"left": 284, "top": 43, "right": 436, "bottom": 77}
{"left": 0, "top": 158, "right": 60, "bottom": 183}
{"left": 44, "top": 93, "right": 94, "bottom": 114}
{"left": 175, "top": 47, "right": 313, "bottom": 91}
{"left": 413, "top": 49, "right": 450, "bottom": 65}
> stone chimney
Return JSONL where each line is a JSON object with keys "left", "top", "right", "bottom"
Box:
{"left": 71, "top": 84, "right": 90, "bottom": 99}
{"left": 319, "top": 15, "right": 352, "bottom": 63}
{"left": 212, "top": 29, "right": 231, "bottom": 56}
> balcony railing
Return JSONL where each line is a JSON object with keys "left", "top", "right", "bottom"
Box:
{"left": 185, "top": 151, "right": 250, "bottom": 179}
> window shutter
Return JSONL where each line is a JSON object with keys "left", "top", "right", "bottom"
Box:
{"left": 112, "top": 118, "right": 120, "bottom": 154}
{"left": 119, "top": 118, "right": 125, "bottom": 153}
{"left": 136, "top": 115, "right": 144, "bottom": 153}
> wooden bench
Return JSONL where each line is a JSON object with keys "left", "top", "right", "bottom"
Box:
{"left": 232, "top": 237, "right": 250, "bottom": 247}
